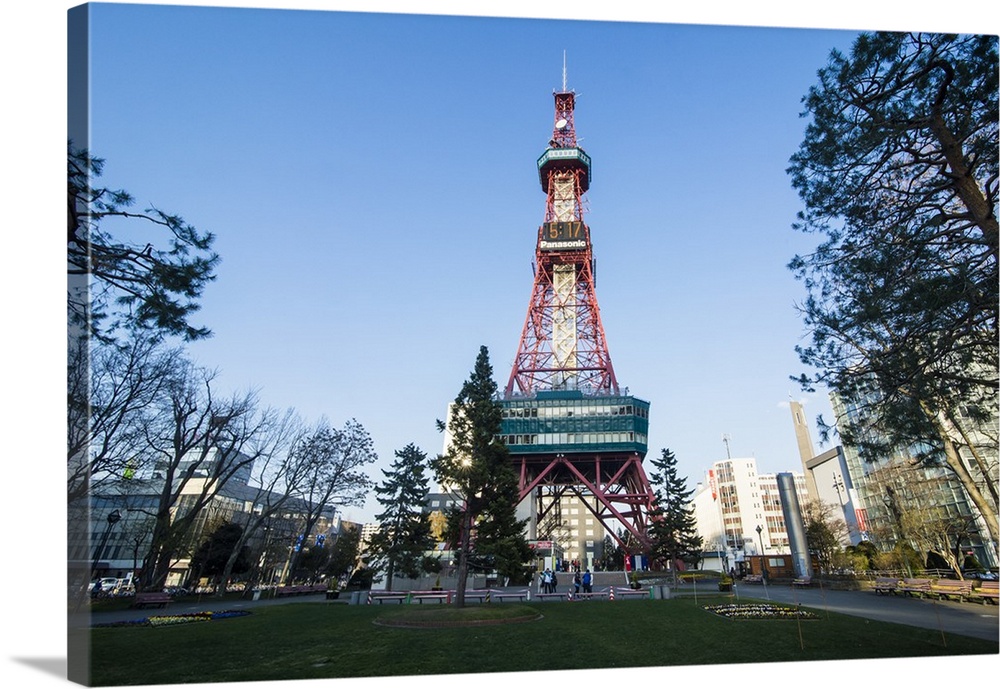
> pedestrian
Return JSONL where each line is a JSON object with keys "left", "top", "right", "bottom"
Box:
{"left": 542, "top": 568, "right": 553, "bottom": 594}
{"left": 582, "top": 569, "right": 592, "bottom": 593}
{"left": 573, "top": 571, "right": 582, "bottom": 596}
{"left": 551, "top": 570, "right": 558, "bottom": 593}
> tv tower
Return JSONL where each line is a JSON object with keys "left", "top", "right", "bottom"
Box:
{"left": 501, "top": 73, "right": 655, "bottom": 558}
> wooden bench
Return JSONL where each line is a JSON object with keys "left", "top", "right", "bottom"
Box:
{"left": 792, "top": 577, "right": 812, "bottom": 587}
{"left": 490, "top": 590, "right": 529, "bottom": 602}
{"left": 368, "top": 593, "right": 408, "bottom": 605}
{"left": 276, "top": 584, "right": 325, "bottom": 596}
{"left": 898, "top": 578, "right": 933, "bottom": 598}
{"left": 930, "top": 579, "right": 973, "bottom": 602}
{"left": 410, "top": 593, "right": 450, "bottom": 604}
{"left": 461, "top": 590, "right": 491, "bottom": 603}
{"left": 971, "top": 580, "right": 998, "bottom": 605}
{"left": 572, "top": 591, "right": 610, "bottom": 600}
{"left": 613, "top": 588, "right": 649, "bottom": 599}
{"left": 534, "top": 592, "right": 568, "bottom": 602}
{"left": 873, "top": 577, "right": 901, "bottom": 595}
{"left": 132, "top": 592, "right": 173, "bottom": 609}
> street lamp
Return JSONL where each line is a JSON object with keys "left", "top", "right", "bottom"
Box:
{"left": 91, "top": 509, "right": 122, "bottom": 578}
{"left": 832, "top": 474, "right": 845, "bottom": 505}
{"left": 755, "top": 524, "right": 768, "bottom": 582}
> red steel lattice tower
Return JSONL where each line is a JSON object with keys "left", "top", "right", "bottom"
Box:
{"left": 505, "top": 88, "right": 618, "bottom": 398}
{"left": 502, "top": 83, "right": 655, "bottom": 557}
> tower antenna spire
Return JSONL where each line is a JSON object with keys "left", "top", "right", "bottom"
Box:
{"left": 562, "top": 50, "right": 567, "bottom": 92}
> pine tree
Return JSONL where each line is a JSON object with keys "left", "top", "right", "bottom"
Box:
{"left": 432, "top": 346, "right": 531, "bottom": 605}
{"left": 647, "top": 448, "right": 702, "bottom": 585}
{"left": 366, "top": 443, "right": 434, "bottom": 590}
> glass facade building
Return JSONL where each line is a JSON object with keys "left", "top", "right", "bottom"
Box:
{"left": 500, "top": 390, "right": 649, "bottom": 455}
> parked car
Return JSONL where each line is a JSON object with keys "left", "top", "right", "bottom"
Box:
{"left": 162, "top": 586, "right": 189, "bottom": 596}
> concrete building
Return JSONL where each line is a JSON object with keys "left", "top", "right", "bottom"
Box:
{"left": 74, "top": 448, "right": 339, "bottom": 590}
{"left": 691, "top": 457, "right": 808, "bottom": 574}
{"left": 790, "top": 400, "right": 863, "bottom": 545}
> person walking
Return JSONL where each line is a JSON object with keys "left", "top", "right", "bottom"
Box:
{"left": 582, "top": 569, "right": 593, "bottom": 594}
{"left": 573, "top": 571, "right": 582, "bottom": 597}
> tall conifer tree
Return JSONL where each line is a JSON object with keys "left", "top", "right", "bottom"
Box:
{"left": 367, "top": 443, "right": 434, "bottom": 590}
{"left": 433, "top": 346, "right": 530, "bottom": 605}
{"left": 647, "top": 448, "right": 702, "bottom": 584}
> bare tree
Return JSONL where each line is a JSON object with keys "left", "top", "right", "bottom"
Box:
{"left": 283, "top": 418, "right": 377, "bottom": 583}
{"left": 67, "top": 335, "right": 182, "bottom": 505}
{"left": 135, "top": 362, "right": 282, "bottom": 591}
{"left": 212, "top": 409, "right": 311, "bottom": 596}
{"left": 801, "top": 498, "right": 851, "bottom": 573}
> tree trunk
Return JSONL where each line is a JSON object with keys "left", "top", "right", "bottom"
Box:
{"left": 453, "top": 507, "right": 473, "bottom": 607}
{"left": 929, "top": 113, "right": 1000, "bottom": 264}
{"left": 946, "top": 409, "right": 1000, "bottom": 507}
{"left": 385, "top": 558, "right": 395, "bottom": 592}
{"left": 921, "top": 400, "right": 999, "bottom": 555}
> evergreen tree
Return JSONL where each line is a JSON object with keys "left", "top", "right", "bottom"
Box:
{"left": 68, "top": 143, "right": 219, "bottom": 343}
{"left": 432, "top": 346, "right": 531, "bottom": 605}
{"left": 646, "top": 448, "right": 702, "bottom": 584}
{"left": 787, "top": 32, "right": 998, "bottom": 548}
{"left": 366, "top": 443, "right": 435, "bottom": 590}
{"left": 469, "top": 467, "right": 534, "bottom": 585}
{"left": 189, "top": 523, "right": 250, "bottom": 586}
{"left": 324, "top": 525, "right": 362, "bottom": 586}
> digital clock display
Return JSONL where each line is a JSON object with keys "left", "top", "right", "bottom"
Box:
{"left": 539, "top": 222, "right": 588, "bottom": 251}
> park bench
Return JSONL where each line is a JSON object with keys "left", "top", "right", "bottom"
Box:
{"left": 743, "top": 574, "right": 763, "bottom": 584}
{"left": 898, "top": 578, "right": 932, "bottom": 598}
{"left": 613, "top": 588, "right": 649, "bottom": 599}
{"left": 572, "top": 591, "right": 610, "bottom": 601}
{"left": 132, "top": 592, "right": 173, "bottom": 609}
{"left": 534, "top": 592, "right": 569, "bottom": 602}
{"left": 461, "top": 590, "right": 491, "bottom": 603}
{"left": 367, "top": 592, "right": 408, "bottom": 604}
{"left": 490, "top": 590, "right": 529, "bottom": 602}
{"left": 930, "top": 579, "right": 973, "bottom": 602}
{"left": 410, "top": 592, "right": 450, "bottom": 604}
{"left": 792, "top": 576, "right": 812, "bottom": 587}
{"left": 873, "top": 577, "right": 901, "bottom": 595}
{"left": 971, "top": 580, "right": 998, "bottom": 605}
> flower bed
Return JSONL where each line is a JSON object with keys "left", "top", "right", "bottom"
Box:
{"left": 704, "top": 603, "right": 818, "bottom": 620}
{"left": 94, "top": 610, "right": 252, "bottom": 628}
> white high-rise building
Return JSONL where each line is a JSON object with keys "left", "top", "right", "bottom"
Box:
{"left": 691, "top": 457, "right": 808, "bottom": 572}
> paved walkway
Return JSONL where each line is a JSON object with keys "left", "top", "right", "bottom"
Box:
{"left": 716, "top": 582, "right": 999, "bottom": 642}
{"left": 76, "top": 585, "right": 999, "bottom": 642}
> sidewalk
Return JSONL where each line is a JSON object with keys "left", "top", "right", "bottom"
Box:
{"left": 72, "top": 591, "right": 345, "bottom": 629}
{"left": 718, "top": 582, "right": 999, "bottom": 642}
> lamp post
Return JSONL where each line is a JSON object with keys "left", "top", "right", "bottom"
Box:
{"left": 832, "top": 474, "right": 845, "bottom": 505}
{"left": 91, "top": 509, "right": 122, "bottom": 578}
{"left": 755, "top": 524, "right": 768, "bottom": 582}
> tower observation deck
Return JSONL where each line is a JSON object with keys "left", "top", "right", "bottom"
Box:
{"left": 502, "top": 86, "right": 654, "bottom": 555}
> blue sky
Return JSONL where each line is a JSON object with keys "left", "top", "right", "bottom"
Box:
{"left": 4, "top": 3, "right": 998, "bottom": 687}
{"left": 74, "top": 5, "right": 867, "bottom": 525}
{"left": 54, "top": 1, "right": 1000, "bottom": 527}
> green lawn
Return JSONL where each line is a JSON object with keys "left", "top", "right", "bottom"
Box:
{"left": 86, "top": 596, "right": 997, "bottom": 686}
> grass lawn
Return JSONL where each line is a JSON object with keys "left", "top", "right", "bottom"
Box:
{"left": 86, "top": 596, "right": 998, "bottom": 686}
